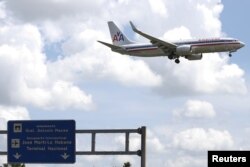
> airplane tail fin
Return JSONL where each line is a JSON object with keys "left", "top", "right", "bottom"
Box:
{"left": 108, "top": 21, "right": 133, "bottom": 46}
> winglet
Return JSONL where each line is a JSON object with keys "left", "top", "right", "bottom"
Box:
{"left": 129, "top": 21, "right": 137, "bottom": 32}
{"left": 130, "top": 21, "right": 144, "bottom": 35}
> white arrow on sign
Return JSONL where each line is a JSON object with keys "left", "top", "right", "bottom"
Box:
{"left": 13, "top": 152, "right": 21, "bottom": 159}
{"left": 61, "top": 153, "right": 70, "bottom": 160}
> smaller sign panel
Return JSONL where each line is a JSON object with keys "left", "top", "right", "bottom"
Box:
{"left": 8, "top": 120, "right": 75, "bottom": 163}
{"left": 208, "top": 151, "right": 250, "bottom": 167}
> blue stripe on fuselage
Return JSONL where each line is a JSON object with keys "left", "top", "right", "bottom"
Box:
{"left": 125, "top": 44, "right": 158, "bottom": 52}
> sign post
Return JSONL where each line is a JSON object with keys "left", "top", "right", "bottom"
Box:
{"left": 7, "top": 120, "right": 75, "bottom": 164}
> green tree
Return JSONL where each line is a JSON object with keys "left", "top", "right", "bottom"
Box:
{"left": 3, "top": 164, "right": 25, "bottom": 167}
{"left": 123, "top": 162, "right": 131, "bottom": 167}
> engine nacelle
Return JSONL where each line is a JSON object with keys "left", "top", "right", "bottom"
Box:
{"left": 176, "top": 45, "right": 192, "bottom": 55}
{"left": 185, "top": 53, "right": 203, "bottom": 60}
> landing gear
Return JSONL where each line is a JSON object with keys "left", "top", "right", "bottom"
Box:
{"left": 168, "top": 55, "right": 174, "bottom": 60}
{"left": 175, "top": 59, "right": 180, "bottom": 64}
{"left": 167, "top": 53, "right": 180, "bottom": 64}
{"left": 229, "top": 53, "right": 232, "bottom": 57}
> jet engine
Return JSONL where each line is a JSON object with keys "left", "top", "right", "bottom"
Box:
{"left": 176, "top": 45, "right": 192, "bottom": 55}
{"left": 185, "top": 53, "right": 203, "bottom": 60}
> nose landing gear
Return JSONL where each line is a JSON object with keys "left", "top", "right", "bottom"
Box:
{"left": 175, "top": 59, "right": 180, "bottom": 64}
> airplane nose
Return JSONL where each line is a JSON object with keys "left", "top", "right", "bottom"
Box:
{"left": 240, "top": 41, "right": 245, "bottom": 48}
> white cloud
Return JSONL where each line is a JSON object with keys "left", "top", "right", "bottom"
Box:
{"left": 0, "top": 22, "right": 93, "bottom": 110}
{"left": 40, "top": 21, "right": 64, "bottom": 42}
{"left": 164, "top": 26, "right": 192, "bottom": 41}
{"left": 49, "top": 30, "right": 162, "bottom": 87}
{"left": 115, "top": 129, "right": 165, "bottom": 154}
{"left": 50, "top": 81, "right": 92, "bottom": 110}
{"left": 148, "top": 0, "right": 168, "bottom": 17}
{"left": 5, "top": 0, "right": 105, "bottom": 22}
{"left": 0, "top": 106, "right": 30, "bottom": 129}
{"left": 173, "top": 128, "right": 234, "bottom": 151}
{"left": 0, "top": 1, "right": 247, "bottom": 166}
{"left": 146, "top": 130, "right": 165, "bottom": 153}
{"left": 0, "top": 105, "right": 30, "bottom": 165}
{"left": 165, "top": 155, "right": 205, "bottom": 167}
{"left": 152, "top": 55, "right": 247, "bottom": 96}
{"left": 0, "top": 2, "right": 6, "bottom": 20}
{"left": 3, "top": 0, "right": 246, "bottom": 96}
{"left": 196, "top": 2, "right": 223, "bottom": 37}
{"left": 173, "top": 100, "right": 216, "bottom": 118}
{"left": 103, "top": 55, "right": 162, "bottom": 87}
{"left": 34, "top": 80, "right": 93, "bottom": 110}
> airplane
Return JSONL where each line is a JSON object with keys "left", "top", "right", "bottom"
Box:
{"left": 98, "top": 21, "right": 245, "bottom": 64}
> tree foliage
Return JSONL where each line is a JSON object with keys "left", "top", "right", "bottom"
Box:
{"left": 3, "top": 164, "right": 25, "bottom": 167}
{"left": 123, "top": 162, "right": 131, "bottom": 167}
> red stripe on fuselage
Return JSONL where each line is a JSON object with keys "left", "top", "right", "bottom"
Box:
{"left": 126, "top": 41, "right": 239, "bottom": 52}
{"left": 191, "top": 42, "right": 239, "bottom": 47}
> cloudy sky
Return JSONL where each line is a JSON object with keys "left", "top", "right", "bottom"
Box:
{"left": 0, "top": 0, "right": 249, "bottom": 166}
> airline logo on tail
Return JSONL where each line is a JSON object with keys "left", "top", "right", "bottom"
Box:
{"left": 112, "top": 32, "right": 124, "bottom": 42}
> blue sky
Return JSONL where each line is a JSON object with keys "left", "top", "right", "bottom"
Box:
{"left": 0, "top": 0, "right": 249, "bottom": 167}
{"left": 221, "top": 0, "right": 250, "bottom": 72}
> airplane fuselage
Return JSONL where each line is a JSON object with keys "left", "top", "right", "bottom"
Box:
{"left": 119, "top": 38, "right": 244, "bottom": 57}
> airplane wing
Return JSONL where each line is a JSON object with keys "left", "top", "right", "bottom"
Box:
{"left": 129, "top": 21, "right": 177, "bottom": 52}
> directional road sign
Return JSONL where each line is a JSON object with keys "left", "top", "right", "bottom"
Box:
{"left": 8, "top": 120, "right": 75, "bottom": 163}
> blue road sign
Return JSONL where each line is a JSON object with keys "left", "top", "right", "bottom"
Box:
{"left": 7, "top": 120, "right": 75, "bottom": 163}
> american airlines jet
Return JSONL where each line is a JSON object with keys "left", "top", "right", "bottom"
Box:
{"left": 98, "top": 21, "right": 245, "bottom": 64}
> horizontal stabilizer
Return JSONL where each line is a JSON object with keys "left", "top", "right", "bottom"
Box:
{"left": 98, "top": 40, "right": 127, "bottom": 55}
{"left": 98, "top": 40, "right": 123, "bottom": 50}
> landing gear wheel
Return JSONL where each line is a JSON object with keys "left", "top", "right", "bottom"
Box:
{"left": 175, "top": 59, "right": 180, "bottom": 64}
{"left": 168, "top": 55, "right": 174, "bottom": 60}
{"left": 229, "top": 53, "right": 232, "bottom": 57}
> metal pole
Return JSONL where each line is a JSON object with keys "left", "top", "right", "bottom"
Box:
{"left": 125, "top": 132, "right": 129, "bottom": 152}
{"left": 91, "top": 132, "right": 96, "bottom": 152}
{"left": 76, "top": 129, "right": 138, "bottom": 133}
{"left": 141, "top": 126, "right": 146, "bottom": 167}
{"left": 0, "top": 130, "right": 7, "bottom": 134}
{"left": 0, "top": 151, "right": 7, "bottom": 155}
